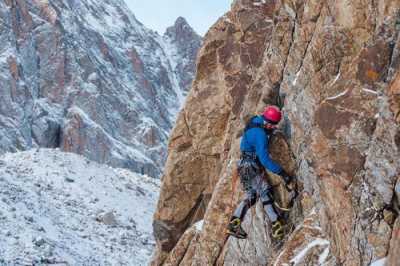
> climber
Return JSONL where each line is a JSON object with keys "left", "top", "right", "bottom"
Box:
{"left": 227, "top": 105, "right": 295, "bottom": 240}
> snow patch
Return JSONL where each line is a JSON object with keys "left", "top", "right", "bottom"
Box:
{"left": 370, "top": 257, "right": 387, "bottom": 266}
{"left": 253, "top": 0, "right": 266, "bottom": 6}
{"left": 293, "top": 70, "right": 301, "bottom": 85}
{"left": 290, "top": 238, "right": 330, "bottom": 265}
{"left": 318, "top": 245, "right": 330, "bottom": 264}
{"left": 326, "top": 89, "right": 349, "bottom": 100}
{"left": 0, "top": 46, "right": 15, "bottom": 64}
{"left": 194, "top": 220, "right": 204, "bottom": 231}
{"left": 329, "top": 71, "right": 341, "bottom": 86}
{"left": 158, "top": 34, "right": 186, "bottom": 113}
{"left": 0, "top": 149, "right": 159, "bottom": 265}
{"left": 284, "top": 4, "right": 296, "bottom": 19}
{"left": 362, "top": 88, "right": 379, "bottom": 95}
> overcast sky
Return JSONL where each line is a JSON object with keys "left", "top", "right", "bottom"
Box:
{"left": 123, "top": 0, "right": 232, "bottom": 36}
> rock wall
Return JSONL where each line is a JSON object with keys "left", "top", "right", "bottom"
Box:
{"left": 152, "top": 0, "right": 400, "bottom": 265}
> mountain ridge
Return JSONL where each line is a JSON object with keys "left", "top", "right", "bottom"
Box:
{"left": 0, "top": 0, "right": 202, "bottom": 177}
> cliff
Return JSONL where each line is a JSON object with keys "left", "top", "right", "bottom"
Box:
{"left": 152, "top": 0, "right": 400, "bottom": 265}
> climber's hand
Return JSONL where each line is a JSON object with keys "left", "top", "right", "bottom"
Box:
{"left": 285, "top": 181, "right": 296, "bottom": 192}
{"left": 279, "top": 170, "right": 295, "bottom": 191}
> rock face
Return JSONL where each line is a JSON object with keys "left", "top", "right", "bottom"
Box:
{"left": 0, "top": 0, "right": 201, "bottom": 177}
{"left": 152, "top": 0, "right": 400, "bottom": 265}
{"left": 164, "top": 17, "right": 202, "bottom": 96}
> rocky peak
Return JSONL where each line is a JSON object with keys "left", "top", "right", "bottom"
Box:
{"left": 165, "top": 17, "right": 200, "bottom": 42}
{"left": 163, "top": 17, "right": 202, "bottom": 94}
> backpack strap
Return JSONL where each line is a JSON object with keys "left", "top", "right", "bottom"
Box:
{"left": 243, "top": 116, "right": 274, "bottom": 146}
{"left": 244, "top": 116, "right": 265, "bottom": 132}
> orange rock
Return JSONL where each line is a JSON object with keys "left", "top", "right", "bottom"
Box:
{"left": 152, "top": 0, "right": 400, "bottom": 265}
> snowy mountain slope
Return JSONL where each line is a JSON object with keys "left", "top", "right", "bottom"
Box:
{"left": 0, "top": 0, "right": 202, "bottom": 177}
{"left": 163, "top": 16, "right": 203, "bottom": 100}
{"left": 0, "top": 149, "right": 159, "bottom": 265}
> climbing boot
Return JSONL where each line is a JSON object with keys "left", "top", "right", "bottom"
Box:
{"left": 227, "top": 218, "right": 247, "bottom": 239}
{"left": 271, "top": 220, "right": 284, "bottom": 240}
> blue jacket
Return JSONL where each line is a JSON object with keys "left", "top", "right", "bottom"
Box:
{"left": 240, "top": 115, "right": 282, "bottom": 174}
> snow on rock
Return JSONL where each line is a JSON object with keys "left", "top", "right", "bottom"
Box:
{"left": 271, "top": 212, "right": 333, "bottom": 266}
{"left": 289, "top": 238, "right": 330, "bottom": 265}
{"left": 194, "top": 220, "right": 204, "bottom": 232}
{"left": 0, "top": 149, "right": 159, "bottom": 265}
{"left": 0, "top": 0, "right": 202, "bottom": 178}
{"left": 370, "top": 257, "right": 387, "bottom": 266}
{"left": 326, "top": 89, "right": 349, "bottom": 100}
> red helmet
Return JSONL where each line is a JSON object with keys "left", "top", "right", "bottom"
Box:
{"left": 263, "top": 106, "right": 282, "bottom": 124}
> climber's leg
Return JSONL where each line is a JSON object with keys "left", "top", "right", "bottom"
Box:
{"left": 232, "top": 189, "right": 257, "bottom": 220}
{"left": 232, "top": 157, "right": 260, "bottom": 220}
{"left": 255, "top": 175, "right": 278, "bottom": 222}
{"left": 227, "top": 158, "right": 260, "bottom": 238}
{"left": 227, "top": 189, "right": 256, "bottom": 238}
{"left": 256, "top": 175, "right": 284, "bottom": 239}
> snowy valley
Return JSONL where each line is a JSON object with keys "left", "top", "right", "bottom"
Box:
{"left": 0, "top": 149, "right": 159, "bottom": 265}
